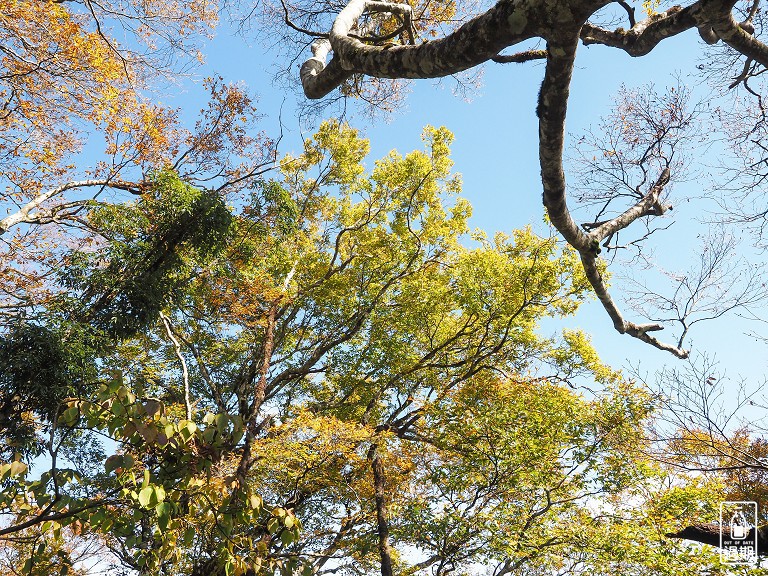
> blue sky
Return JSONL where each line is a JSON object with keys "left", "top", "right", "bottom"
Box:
{"left": 166, "top": 16, "right": 767, "bottom": 399}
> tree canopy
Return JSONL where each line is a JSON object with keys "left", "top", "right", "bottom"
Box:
{"left": 0, "top": 119, "right": 720, "bottom": 575}
{"left": 282, "top": 0, "right": 768, "bottom": 358}
{"left": 3, "top": 0, "right": 768, "bottom": 574}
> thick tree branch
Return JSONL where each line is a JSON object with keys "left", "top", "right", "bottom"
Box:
{"left": 296, "top": 0, "right": 768, "bottom": 359}
{"left": 301, "top": 0, "right": 611, "bottom": 98}
{"left": 580, "top": 5, "right": 699, "bottom": 56}
{"left": 538, "top": 36, "right": 688, "bottom": 358}
{"left": 709, "top": 7, "right": 768, "bottom": 68}
{"left": 579, "top": 252, "right": 687, "bottom": 356}
{"left": 580, "top": 0, "right": 768, "bottom": 61}
{"left": 492, "top": 49, "right": 547, "bottom": 63}
{"left": 668, "top": 523, "right": 768, "bottom": 555}
{"left": 590, "top": 167, "right": 671, "bottom": 242}
{"left": 538, "top": 36, "right": 591, "bottom": 252}
{"left": 234, "top": 299, "right": 279, "bottom": 483}
{"left": 300, "top": 40, "right": 353, "bottom": 99}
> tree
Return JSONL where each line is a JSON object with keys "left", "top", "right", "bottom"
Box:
{"left": 0, "top": 120, "right": 723, "bottom": 576}
{"left": 0, "top": 2, "right": 288, "bottom": 571}
{"left": 637, "top": 355, "right": 768, "bottom": 557}
{"left": 0, "top": 0, "right": 275, "bottom": 333}
{"left": 2, "top": 0, "right": 759, "bottom": 572}
{"left": 258, "top": 0, "right": 768, "bottom": 358}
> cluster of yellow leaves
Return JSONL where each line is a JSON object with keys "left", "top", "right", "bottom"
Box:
{"left": 102, "top": 103, "right": 181, "bottom": 169}
{"left": 251, "top": 410, "right": 375, "bottom": 493}
{"left": 0, "top": 0, "right": 126, "bottom": 169}
{"left": 410, "top": 0, "right": 458, "bottom": 38}
{"left": 641, "top": 0, "right": 663, "bottom": 16}
{"left": 668, "top": 426, "right": 768, "bottom": 520}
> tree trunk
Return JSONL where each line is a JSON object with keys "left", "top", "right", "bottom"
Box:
{"left": 370, "top": 444, "right": 394, "bottom": 576}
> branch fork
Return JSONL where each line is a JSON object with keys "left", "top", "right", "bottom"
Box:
{"left": 573, "top": 167, "right": 688, "bottom": 358}
{"left": 538, "top": 37, "right": 688, "bottom": 358}
{"left": 296, "top": 0, "right": 768, "bottom": 358}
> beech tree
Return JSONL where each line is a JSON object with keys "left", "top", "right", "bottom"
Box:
{"left": 259, "top": 0, "right": 768, "bottom": 359}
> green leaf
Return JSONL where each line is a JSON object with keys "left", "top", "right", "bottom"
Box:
{"left": 178, "top": 420, "right": 197, "bottom": 442}
{"left": 267, "top": 518, "right": 279, "bottom": 534}
{"left": 156, "top": 501, "right": 171, "bottom": 531}
{"left": 138, "top": 486, "right": 154, "bottom": 508}
{"left": 59, "top": 405, "right": 80, "bottom": 426}
{"left": 202, "top": 426, "right": 216, "bottom": 443}
{"left": 219, "top": 513, "right": 233, "bottom": 536}
{"left": 215, "top": 413, "right": 228, "bottom": 434}
{"left": 280, "top": 528, "right": 294, "bottom": 546}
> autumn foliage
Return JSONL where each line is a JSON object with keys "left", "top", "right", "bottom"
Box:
{"left": 0, "top": 1, "right": 755, "bottom": 575}
{"left": 0, "top": 114, "right": 729, "bottom": 575}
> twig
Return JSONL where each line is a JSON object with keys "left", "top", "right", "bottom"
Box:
{"left": 492, "top": 49, "right": 547, "bottom": 63}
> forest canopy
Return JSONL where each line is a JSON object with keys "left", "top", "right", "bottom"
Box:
{"left": 0, "top": 119, "right": 730, "bottom": 576}
{"left": 3, "top": 0, "right": 768, "bottom": 574}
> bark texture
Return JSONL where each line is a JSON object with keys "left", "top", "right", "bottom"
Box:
{"left": 301, "top": 0, "right": 613, "bottom": 97}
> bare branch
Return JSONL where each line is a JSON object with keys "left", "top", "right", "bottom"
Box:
{"left": 590, "top": 167, "right": 671, "bottom": 242}
{"left": 160, "top": 312, "right": 193, "bottom": 420}
{"left": 539, "top": 36, "right": 688, "bottom": 357}
{"left": 0, "top": 179, "right": 144, "bottom": 235}
{"left": 615, "top": 0, "right": 636, "bottom": 27}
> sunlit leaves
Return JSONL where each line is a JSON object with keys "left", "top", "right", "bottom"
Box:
{"left": 0, "top": 120, "right": 708, "bottom": 576}
{"left": 0, "top": 460, "right": 28, "bottom": 481}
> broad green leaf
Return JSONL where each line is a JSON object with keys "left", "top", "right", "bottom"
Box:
{"left": 138, "top": 486, "right": 154, "bottom": 508}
